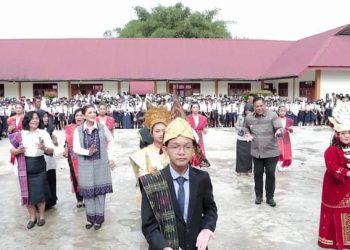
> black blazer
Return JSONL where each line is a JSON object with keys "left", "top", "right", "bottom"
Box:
{"left": 141, "top": 165, "right": 218, "bottom": 250}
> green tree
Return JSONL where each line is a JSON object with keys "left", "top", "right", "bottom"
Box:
{"left": 104, "top": 3, "right": 231, "bottom": 38}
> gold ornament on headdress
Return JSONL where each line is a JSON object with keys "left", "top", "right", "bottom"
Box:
{"left": 163, "top": 117, "right": 195, "bottom": 143}
{"left": 170, "top": 92, "right": 187, "bottom": 120}
{"left": 144, "top": 106, "right": 171, "bottom": 129}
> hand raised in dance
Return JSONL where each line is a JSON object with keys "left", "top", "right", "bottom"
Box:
{"left": 88, "top": 144, "right": 97, "bottom": 156}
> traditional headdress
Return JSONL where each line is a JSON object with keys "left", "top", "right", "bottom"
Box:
{"left": 144, "top": 106, "right": 171, "bottom": 130}
{"left": 163, "top": 117, "right": 195, "bottom": 143}
{"left": 328, "top": 100, "right": 350, "bottom": 132}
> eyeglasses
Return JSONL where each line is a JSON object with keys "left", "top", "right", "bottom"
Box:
{"left": 167, "top": 144, "right": 194, "bottom": 153}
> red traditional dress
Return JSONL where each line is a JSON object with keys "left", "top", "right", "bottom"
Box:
{"left": 318, "top": 143, "right": 350, "bottom": 249}
{"left": 7, "top": 115, "right": 24, "bottom": 164}
{"left": 277, "top": 117, "right": 293, "bottom": 170}
{"left": 188, "top": 114, "right": 207, "bottom": 166}
{"left": 65, "top": 124, "right": 80, "bottom": 193}
{"left": 96, "top": 116, "right": 115, "bottom": 134}
{"left": 7, "top": 114, "right": 24, "bottom": 133}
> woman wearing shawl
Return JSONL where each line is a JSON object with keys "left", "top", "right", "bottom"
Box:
{"left": 63, "top": 108, "right": 84, "bottom": 208}
{"left": 9, "top": 111, "right": 54, "bottom": 229}
{"left": 7, "top": 102, "right": 24, "bottom": 134}
{"left": 318, "top": 101, "right": 350, "bottom": 249}
{"left": 187, "top": 102, "right": 208, "bottom": 167}
{"left": 8, "top": 102, "right": 25, "bottom": 167}
{"left": 129, "top": 106, "right": 171, "bottom": 178}
{"left": 73, "top": 104, "right": 115, "bottom": 230}
{"left": 277, "top": 106, "right": 294, "bottom": 171}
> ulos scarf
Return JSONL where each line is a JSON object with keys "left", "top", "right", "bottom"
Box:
{"left": 139, "top": 171, "right": 179, "bottom": 249}
{"left": 8, "top": 132, "right": 29, "bottom": 206}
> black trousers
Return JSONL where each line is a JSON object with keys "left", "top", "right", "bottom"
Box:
{"left": 253, "top": 156, "right": 279, "bottom": 200}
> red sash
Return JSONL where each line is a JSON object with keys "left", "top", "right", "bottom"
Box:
{"left": 65, "top": 124, "right": 80, "bottom": 192}
{"left": 278, "top": 118, "right": 293, "bottom": 167}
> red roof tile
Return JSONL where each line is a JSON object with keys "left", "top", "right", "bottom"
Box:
{"left": 0, "top": 38, "right": 290, "bottom": 81}
{"left": 0, "top": 24, "right": 349, "bottom": 82}
{"left": 261, "top": 25, "right": 350, "bottom": 79}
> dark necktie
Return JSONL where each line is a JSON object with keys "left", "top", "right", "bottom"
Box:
{"left": 176, "top": 176, "right": 186, "bottom": 218}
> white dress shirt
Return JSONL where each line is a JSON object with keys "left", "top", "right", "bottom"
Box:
{"left": 21, "top": 129, "right": 54, "bottom": 157}
{"left": 73, "top": 121, "right": 115, "bottom": 161}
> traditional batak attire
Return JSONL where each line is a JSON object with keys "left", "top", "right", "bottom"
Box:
{"left": 65, "top": 123, "right": 83, "bottom": 204}
{"left": 277, "top": 116, "right": 294, "bottom": 171}
{"left": 318, "top": 101, "right": 350, "bottom": 249}
{"left": 7, "top": 114, "right": 24, "bottom": 133}
{"left": 7, "top": 114, "right": 24, "bottom": 168}
{"left": 188, "top": 113, "right": 208, "bottom": 167}
{"left": 140, "top": 118, "right": 218, "bottom": 250}
{"left": 130, "top": 106, "right": 171, "bottom": 207}
{"left": 9, "top": 128, "right": 54, "bottom": 206}
{"left": 96, "top": 115, "right": 115, "bottom": 133}
{"left": 130, "top": 105, "right": 171, "bottom": 178}
{"left": 73, "top": 121, "right": 114, "bottom": 226}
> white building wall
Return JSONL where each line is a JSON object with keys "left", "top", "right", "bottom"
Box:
{"left": 218, "top": 81, "right": 228, "bottom": 95}
{"left": 22, "top": 82, "right": 33, "bottom": 98}
{"left": 250, "top": 81, "right": 261, "bottom": 91}
{"left": 57, "top": 82, "right": 68, "bottom": 97}
{"left": 103, "top": 81, "right": 118, "bottom": 96}
{"left": 200, "top": 81, "right": 215, "bottom": 96}
{"left": 320, "top": 71, "right": 350, "bottom": 100}
{"left": 4, "top": 82, "right": 19, "bottom": 99}
{"left": 120, "top": 81, "right": 129, "bottom": 93}
{"left": 156, "top": 81, "right": 167, "bottom": 94}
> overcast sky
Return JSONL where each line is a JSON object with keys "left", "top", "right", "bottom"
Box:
{"left": 0, "top": 0, "right": 349, "bottom": 40}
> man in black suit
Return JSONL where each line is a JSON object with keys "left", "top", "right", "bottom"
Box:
{"left": 140, "top": 117, "right": 218, "bottom": 250}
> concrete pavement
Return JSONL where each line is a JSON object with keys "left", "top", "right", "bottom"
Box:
{"left": 0, "top": 126, "right": 331, "bottom": 250}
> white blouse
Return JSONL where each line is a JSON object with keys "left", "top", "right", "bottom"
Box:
{"left": 73, "top": 121, "right": 115, "bottom": 161}
{"left": 21, "top": 129, "right": 54, "bottom": 157}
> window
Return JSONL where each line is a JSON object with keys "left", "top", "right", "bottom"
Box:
{"left": 71, "top": 83, "right": 103, "bottom": 96}
{"left": 33, "top": 83, "right": 58, "bottom": 97}
{"left": 299, "top": 81, "right": 315, "bottom": 100}
{"left": 0, "top": 84, "right": 4, "bottom": 97}
{"left": 169, "top": 83, "right": 200, "bottom": 97}
{"left": 228, "top": 83, "right": 251, "bottom": 96}
{"left": 278, "top": 82, "right": 288, "bottom": 97}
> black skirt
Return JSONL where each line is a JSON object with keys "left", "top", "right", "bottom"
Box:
{"left": 235, "top": 140, "right": 253, "bottom": 173}
{"left": 25, "top": 156, "right": 49, "bottom": 205}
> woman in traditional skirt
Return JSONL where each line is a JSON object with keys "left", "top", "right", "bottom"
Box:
{"left": 42, "top": 111, "right": 59, "bottom": 209}
{"left": 7, "top": 102, "right": 24, "bottom": 171}
{"left": 318, "top": 101, "right": 350, "bottom": 249}
{"left": 235, "top": 103, "right": 254, "bottom": 175}
{"left": 73, "top": 104, "right": 115, "bottom": 230}
{"left": 63, "top": 108, "right": 84, "bottom": 208}
{"left": 187, "top": 102, "right": 208, "bottom": 167}
{"left": 9, "top": 111, "right": 54, "bottom": 229}
{"left": 277, "top": 106, "right": 294, "bottom": 171}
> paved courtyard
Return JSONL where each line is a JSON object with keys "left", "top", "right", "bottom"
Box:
{"left": 0, "top": 126, "right": 332, "bottom": 250}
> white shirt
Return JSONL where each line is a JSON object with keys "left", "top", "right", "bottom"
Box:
{"left": 21, "top": 129, "right": 54, "bottom": 157}
{"left": 73, "top": 121, "right": 115, "bottom": 161}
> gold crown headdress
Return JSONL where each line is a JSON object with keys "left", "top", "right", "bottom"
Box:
{"left": 144, "top": 106, "right": 171, "bottom": 129}
{"left": 328, "top": 100, "right": 350, "bottom": 132}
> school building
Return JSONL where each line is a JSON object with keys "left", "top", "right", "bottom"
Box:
{"left": 0, "top": 24, "right": 349, "bottom": 100}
